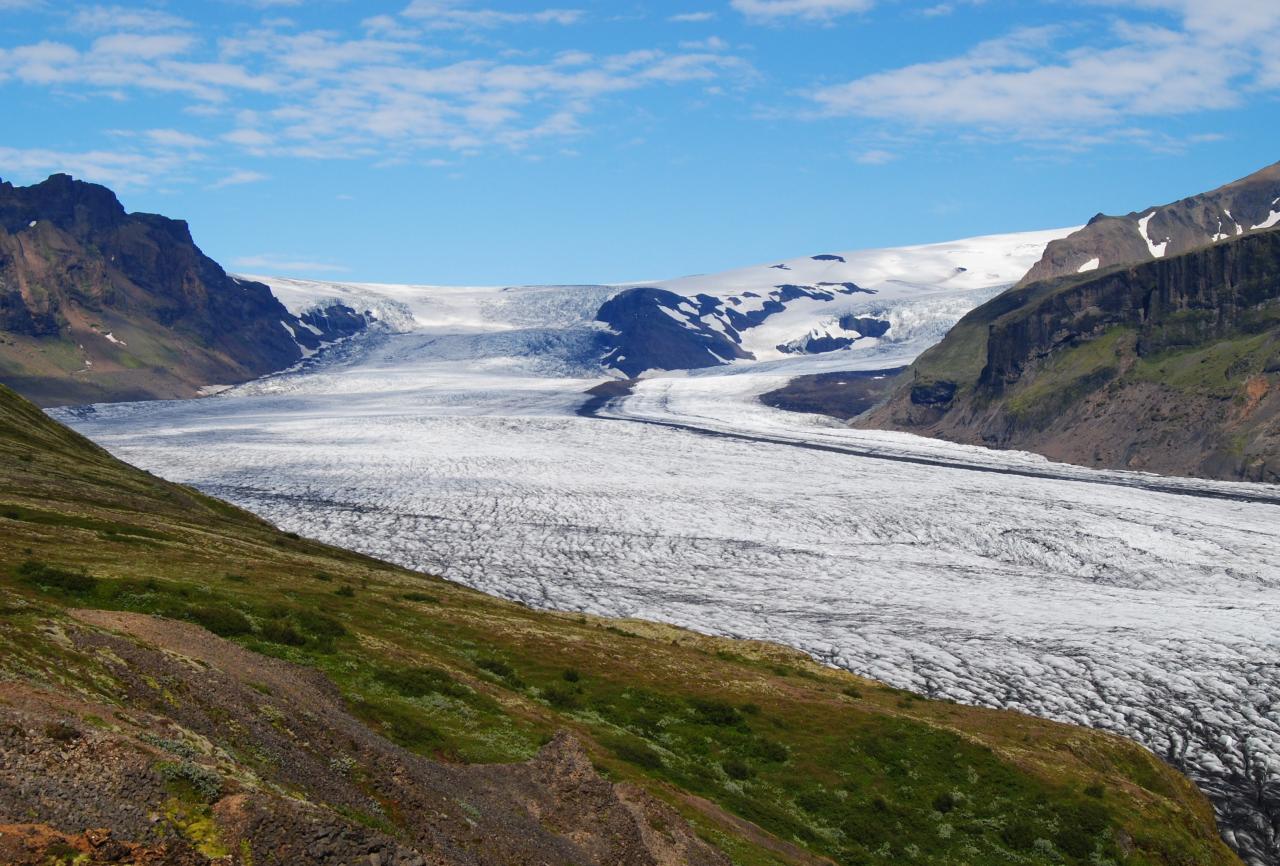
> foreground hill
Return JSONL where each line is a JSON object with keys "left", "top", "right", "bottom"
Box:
{"left": 0, "top": 383, "right": 1239, "bottom": 865}
{"left": 0, "top": 175, "right": 366, "bottom": 406}
{"left": 860, "top": 226, "right": 1280, "bottom": 481}
{"left": 1019, "top": 161, "right": 1280, "bottom": 287}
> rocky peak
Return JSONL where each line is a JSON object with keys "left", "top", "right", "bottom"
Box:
{"left": 1018, "top": 159, "right": 1280, "bottom": 287}
{"left": 0, "top": 173, "right": 129, "bottom": 237}
{"left": 0, "top": 174, "right": 373, "bottom": 405}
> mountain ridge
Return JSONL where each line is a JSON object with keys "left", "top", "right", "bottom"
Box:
{"left": 0, "top": 174, "right": 370, "bottom": 406}
{"left": 1018, "top": 161, "right": 1280, "bottom": 287}
{"left": 858, "top": 225, "right": 1280, "bottom": 481}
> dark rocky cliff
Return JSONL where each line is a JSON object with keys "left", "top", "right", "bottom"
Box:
{"left": 861, "top": 228, "right": 1280, "bottom": 482}
{"left": 0, "top": 174, "right": 362, "bottom": 406}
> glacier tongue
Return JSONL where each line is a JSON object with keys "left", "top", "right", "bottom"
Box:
{"left": 52, "top": 223, "right": 1280, "bottom": 865}
{"left": 57, "top": 380, "right": 1280, "bottom": 864}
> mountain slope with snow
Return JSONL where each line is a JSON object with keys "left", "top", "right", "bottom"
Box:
{"left": 1019, "top": 160, "right": 1280, "bottom": 287}
{"left": 244, "top": 226, "right": 1074, "bottom": 382}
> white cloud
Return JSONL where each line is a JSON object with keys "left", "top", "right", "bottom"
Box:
{"left": 232, "top": 254, "right": 350, "bottom": 273}
{"left": 69, "top": 6, "right": 192, "bottom": 33}
{"left": 209, "top": 169, "right": 267, "bottom": 188}
{"left": 732, "top": 0, "right": 873, "bottom": 23}
{"left": 222, "top": 128, "right": 274, "bottom": 149}
{"left": 669, "top": 11, "right": 715, "bottom": 22}
{"left": 679, "top": 36, "right": 729, "bottom": 51}
{"left": 0, "top": 4, "right": 755, "bottom": 184}
{"left": 90, "top": 33, "right": 195, "bottom": 59}
{"left": 0, "top": 145, "right": 184, "bottom": 189}
{"left": 400, "top": 0, "right": 584, "bottom": 30}
{"left": 810, "top": 2, "right": 1280, "bottom": 138}
{"left": 854, "top": 148, "right": 896, "bottom": 164}
{"left": 145, "top": 128, "right": 210, "bottom": 148}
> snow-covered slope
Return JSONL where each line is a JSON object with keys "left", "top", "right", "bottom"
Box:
{"left": 241, "top": 227, "right": 1074, "bottom": 380}
{"left": 636, "top": 227, "right": 1070, "bottom": 365}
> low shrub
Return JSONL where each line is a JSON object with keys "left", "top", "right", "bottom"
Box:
{"left": 260, "top": 619, "right": 306, "bottom": 646}
{"left": 156, "top": 760, "right": 222, "bottom": 803}
{"left": 374, "top": 666, "right": 469, "bottom": 699}
{"left": 16, "top": 559, "right": 97, "bottom": 594}
{"left": 689, "top": 698, "right": 743, "bottom": 727}
{"left": 295, "top": 609, "right": 346, "bottom": 638}
{"left": 361, "top": 698, "right": 444, "bottom": 752}
{"left": 476, "top": 658, "right": 516, "bottom": 680}
{"left": 187, "top": 604, "right": 252, "bottom": 637}
{"left": 542, "top": 683, "right": 580, "bottom": 710}
{"left": 608, "top": 737, "right": 663, "bottom": 770}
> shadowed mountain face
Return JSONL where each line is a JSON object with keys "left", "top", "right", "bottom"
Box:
{"left": 0, "top": 174, "right": 368, "bottom": 406}
{"left": 861, "top": 227, "right": 1280, "bottom": 481}
{"left": 1019, "top": 161, "right": 1280, "bottom": 287}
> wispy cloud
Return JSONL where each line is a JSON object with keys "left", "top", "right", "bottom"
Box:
{"left": 144, "top": 128, "right": 210, "bottom": 149}
{"left": 731, "top": 0, "right": 874, "bottom": 23}
{"left": 400, "top": 0, "right": 584, "bottom": 30}
{"left": 854, "top": 149, "right": 896, "bottom": 165}
{"left": 0, "top": 145, "right": 185, "bottom": 189}
{"left": 0, "top": 7, "right": 753, "bottom": 184}
{"left": 669, "top": 11, "right": 716, "bottom": 22}
{"left": 809, "top": 1, "right": 1280, "bottom": 140}
{"left": 233, "top": 254, "right": 351, "bottom": 274}
{"left": 69, "top": 6, "right": 192, "bottom": 33}
{"left": 209, "top": 169, "right": 268, "bottom": 188}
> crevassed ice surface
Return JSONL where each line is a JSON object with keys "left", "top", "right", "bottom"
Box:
{"left": 57, "top": 228, "right": 1280, "bottom": 866}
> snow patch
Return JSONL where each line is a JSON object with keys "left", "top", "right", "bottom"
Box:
{"left": 1077, "top": 257, "right": 1100, "bottom": 273}
{"left": 1137, "top": 211, "right": 1169, "bottom": 257}
{"left": 1251, "top": 209, "right": 1280, "bottom": 231}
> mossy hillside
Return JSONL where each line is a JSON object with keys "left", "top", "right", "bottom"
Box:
{"left": 0, "top": 384, "right": 1240, "bottom": 866}
{"left": 1003, "top": 327, "right": 1131, "bottom": 425}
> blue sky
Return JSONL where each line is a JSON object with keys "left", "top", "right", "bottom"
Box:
{"left": 1, "top": 0, "right": 1277, "bottom": 284}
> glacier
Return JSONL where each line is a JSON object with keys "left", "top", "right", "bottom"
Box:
{"left": 52, "top": 226, "right": 1280, "bottom": 865}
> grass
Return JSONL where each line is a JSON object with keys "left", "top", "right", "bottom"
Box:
{"left": 1005, "top": 327, "right": 1131, "bottom": 424}
{"left": 0, "top": 383, "right": 1242, "bottom": 866}
{"left": 1132, "top": 330, "right": 1278, "bottom": 397}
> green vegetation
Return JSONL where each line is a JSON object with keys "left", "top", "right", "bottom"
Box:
{"left": 1005, "top": 327, "right": 1130, "bottom": 425}
{"left": 0, "top": 383, "right": 1241, "bottom": 866}
{"left": 1132, "top": 330, "right": 1278, "bottom": 397}
{"left": 869, "top": 230, "right": 1280, "bottom": 480}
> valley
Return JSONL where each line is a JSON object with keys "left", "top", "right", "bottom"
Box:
{"left": 54, "top": 229, "right": 1280, "bottom": 864}
{"left": 5, "top": 3, "right": 1279, "bottom": 863}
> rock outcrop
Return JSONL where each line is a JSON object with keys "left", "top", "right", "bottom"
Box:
{"left": 861, "top": 227, "right": 1280, "bottom": 481}
{"left": 0, "top": 608, "right": 729, "bottom": 866}
{"left": 1018, "top": 161, "right": 1280, "bottom": 287}
{"left": 0, "top": 174, "right": 367, "bottom": 405}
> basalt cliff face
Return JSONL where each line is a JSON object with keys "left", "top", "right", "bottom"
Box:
{"left": 0, "top": 174, "right": 362, "bottom": 406}
{"left": 862, "top": 227, "right": 1280, "bottom": 481}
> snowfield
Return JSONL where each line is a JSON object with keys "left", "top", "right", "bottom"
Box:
{"left": 54, "top": 227, "right": 1280, "bottom": 865}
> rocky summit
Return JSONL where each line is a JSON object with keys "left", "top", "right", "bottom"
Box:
{"left": 0, "top": 174, "right": 371, "bottom": 406}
